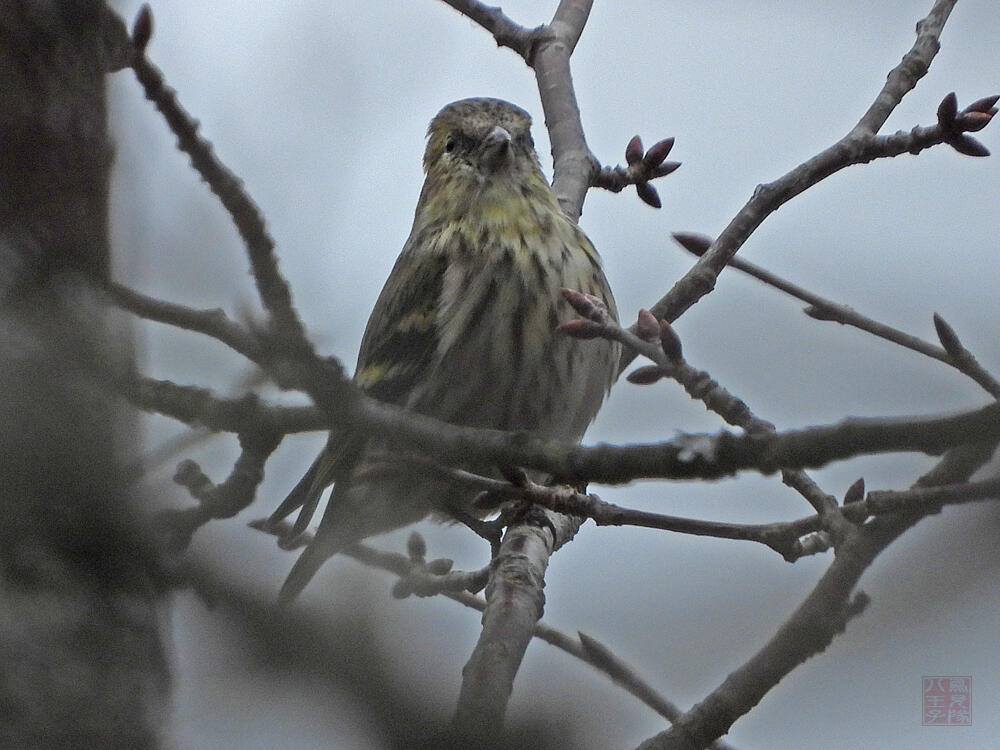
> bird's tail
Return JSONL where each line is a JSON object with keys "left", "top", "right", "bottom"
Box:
{"left": 275, "top": 458, "right": 445, "bottom": 604}
{"left": 269, "top": 438, "right": 365, "bottom": 540}
{"left": 271, "top": 440, "right": 369, "bottom": 604}
{"left": 267, "top": 450, "right": 326, "bottom": 539}
{"left": 277, "top": 474, "right": 364, "bottom": 604}
{"left": 277, "top": 537, "right": 340, "bottom": 605}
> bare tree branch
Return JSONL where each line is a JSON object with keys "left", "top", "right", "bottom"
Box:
{"left": 454, "top": 505, "right": 581, "bottom": 738}
{"left": 130, "top": 358, "right": 1000, "bottom": 487}
{"left": 532, "top": 0, "right": 596, "bottom": 220}
{"left": 637, "top": 538, "right": 877, "bottom": 750}
{"left": 636, "top": 432, "right": 991, "bottom": 749}
{"left": 855, "top": 0, "right": 957, "bottom": 134}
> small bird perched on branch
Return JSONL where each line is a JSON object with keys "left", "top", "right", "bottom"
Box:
{"left": 270, "top": 98, "right": 619, "bottom": 603}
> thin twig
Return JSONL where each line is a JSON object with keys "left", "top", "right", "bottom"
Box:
{"left": 108, "top": 282, "right": 263, "bottom": 361}
{"left": 591, "top": 160, "right": 681, "bottom": 193}
{"left": 328, "top": 451, "right": 1000, "bottom": 563}
{"left": 571, "top": 633, "right": 742, "bottom": 750}
{"left": 672, "top": 233, "right": 1000, "bottom": 398}
{"left": 571, "top": 305, "right": 841, "bottom": 519}
{"left": 630, "top": 0, "right": 975, "bottom": 370}
{"left": 380, "top": 455, "right": 806, "bottom": 553}
{"left": 127, "top": 373, "right": 325, "bottom": 434}
{"left": 130, "top": 45, "right": 310, "bottom": 351}
{"left": 437, "top": 0, "right": 538, "bottom": 60}
{"left": 124, "top": 427, "right": 214, "bottom": 483}
{"left": 854, "top": 1, "right": 957, "bottom": 134}
{"left": 929, "top": 313, "right": 1000, "bottom": 397}
{"left": 532, "top": 0, "right": 597, "bottom": 220}
{"left": 163, "top": 430, "right": 281, "bottom": 550}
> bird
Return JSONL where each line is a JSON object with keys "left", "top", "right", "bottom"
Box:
{"left": 269, "top": 97, "right": 619, "bottom": 604}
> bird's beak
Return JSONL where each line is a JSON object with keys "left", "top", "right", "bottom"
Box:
{"left": 480, "top": 126, "right": 512, "bottom": 171}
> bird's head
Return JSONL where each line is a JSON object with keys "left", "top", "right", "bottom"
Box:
{"left": 423, "top": 98, "right": 543, "bottom": 184}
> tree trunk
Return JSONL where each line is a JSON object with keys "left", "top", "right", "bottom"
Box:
{"left": 0, "top": 4, "right": 168, "bottom": 748}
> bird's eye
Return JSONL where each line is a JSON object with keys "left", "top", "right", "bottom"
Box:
{"left": 444, "top": 137, "right": 457, "bottom": 153}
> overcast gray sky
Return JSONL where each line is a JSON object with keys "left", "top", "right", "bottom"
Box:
{"left": 110, "top": 2, "right": 1000, "bottom": 748}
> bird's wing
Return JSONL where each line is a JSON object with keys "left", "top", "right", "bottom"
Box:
{"left": 354, "top": 243, "right": 448, "bottom": 406}
{"left": 268, "top": 244, "right": 447, "bottom": 533}
{"left": 276, "top": 246, "right": 451, "bottom": 601}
